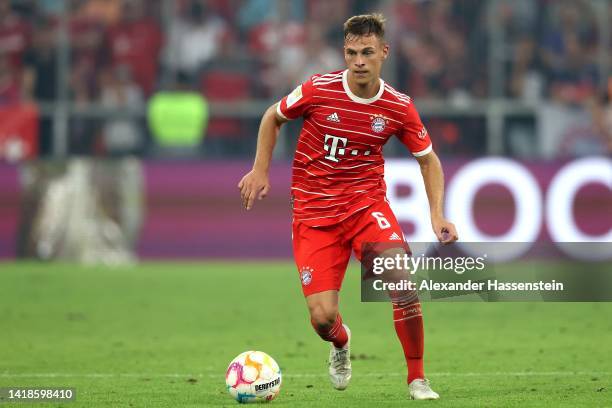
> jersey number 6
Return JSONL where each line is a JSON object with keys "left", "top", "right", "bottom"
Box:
{"left": 371, "top": 212, "right": 391, "bottom": 229}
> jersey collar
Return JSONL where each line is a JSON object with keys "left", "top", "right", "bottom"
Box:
{"left": 342, "top": 69, "right": 385, "bottom": 104}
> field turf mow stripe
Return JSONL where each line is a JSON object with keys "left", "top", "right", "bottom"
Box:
{"left": 1, "top": 262, "right": 611, "bottom": 407}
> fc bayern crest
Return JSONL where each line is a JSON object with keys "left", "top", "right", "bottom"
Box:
{"left": 300, "top": 266, "right": 314, "bottom": 286}
{"left": 371, "top": 116, "right": 386, "bottom": 133}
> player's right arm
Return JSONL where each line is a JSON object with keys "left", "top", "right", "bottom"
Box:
{"left": 239, "top": 78, "right": 316, "bottom": 210}
{"left": 238, "top": 103, "right": 288, "bottom": 210}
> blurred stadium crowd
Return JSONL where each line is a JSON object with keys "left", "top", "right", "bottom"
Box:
{"left": 0, "top": 0, "right": 610, "bottom": 158}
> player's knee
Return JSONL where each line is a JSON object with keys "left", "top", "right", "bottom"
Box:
{"left": 309, "top": 304, "right": 338, "bottom": 331}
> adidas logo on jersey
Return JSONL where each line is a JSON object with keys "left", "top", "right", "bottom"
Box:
{"left": 389, "top": 232, "right": 402, "bottom": 241}
{"left": 326, "top": 112, "right": 340, "bottom": 122}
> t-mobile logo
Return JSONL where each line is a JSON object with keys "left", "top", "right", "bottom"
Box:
{"left": 323, "top": 134, "right": 348, "bottom": 162}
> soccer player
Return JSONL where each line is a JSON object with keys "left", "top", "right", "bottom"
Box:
{"left": 238, "top": 14, "right": 458, "bottom": 400}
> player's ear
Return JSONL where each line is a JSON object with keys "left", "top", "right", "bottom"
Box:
{"left": 381, "top": 42, "right": 389, "bottom": 59}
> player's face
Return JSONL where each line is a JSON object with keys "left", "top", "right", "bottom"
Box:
{"left": 344, "top": 34, "right": 389, "bottom": 85}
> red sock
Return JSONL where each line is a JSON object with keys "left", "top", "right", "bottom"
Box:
{"left": 393, "top": 301, "right": 424, "bottom": 383}
{"left": 311, "top": 313, "right": 349, "bottom": 349}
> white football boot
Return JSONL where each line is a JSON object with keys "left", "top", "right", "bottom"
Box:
{"left": 328, "top": 324, "right": 351, "bottom": 390}
{"left": 409, "top": 378, "right": 440, "bottom": 400}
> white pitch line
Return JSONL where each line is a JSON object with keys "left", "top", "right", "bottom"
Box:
{"left": 0, "top": 372, "right": 609, "bottom": 379}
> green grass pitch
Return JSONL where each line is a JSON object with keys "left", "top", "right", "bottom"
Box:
{"left": 0, "top": 262, "right": 610, "bottom": 407}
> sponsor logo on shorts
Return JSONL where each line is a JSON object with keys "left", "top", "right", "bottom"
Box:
{"left": 389, "top": 232, "right": 402, "bottom": 241}
{"left": 300, "top": 266, "right": 314, "bottom": 286}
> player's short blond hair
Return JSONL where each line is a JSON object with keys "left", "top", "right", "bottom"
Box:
{"left": 343, "top": 13, "right": 386, "bottom": 41}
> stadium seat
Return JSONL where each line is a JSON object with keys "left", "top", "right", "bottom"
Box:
{"left": 200, "top": 71, "right": 251, "bottom": 146}
{"left": 200, "top": 71, "right": 251, "bottom": 102}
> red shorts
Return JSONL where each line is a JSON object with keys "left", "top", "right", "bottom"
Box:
{"left": 292, "top": 200, "right": 407, "bottom": 297}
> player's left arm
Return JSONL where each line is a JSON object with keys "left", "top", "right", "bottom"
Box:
{"left": 415, "top": 151, "right": 458, "bottom": 244}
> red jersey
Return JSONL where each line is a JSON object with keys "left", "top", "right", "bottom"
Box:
{"left": 277, "top": 69, "right": 432, "bottom": 227}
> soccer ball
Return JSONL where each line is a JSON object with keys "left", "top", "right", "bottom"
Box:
{"left": 225, "top": 351, "right": 282, "bottom": 403}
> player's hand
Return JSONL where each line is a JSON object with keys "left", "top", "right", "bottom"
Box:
{"left": 238, "top": 169, "right": 271, "bottom": 210}
{"left": 432, "top": 217, "right": 458, "bottom": 244}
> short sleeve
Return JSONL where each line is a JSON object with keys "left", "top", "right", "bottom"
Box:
{"left": 276, "top": 78, "right": 315, "bottom": 120}
{"left": 397, "top": 102, "right": 432, "bottom": 157}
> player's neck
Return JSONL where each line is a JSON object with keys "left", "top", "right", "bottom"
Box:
{"left": 346, "top": 73, "right": 381, "bottom": 99}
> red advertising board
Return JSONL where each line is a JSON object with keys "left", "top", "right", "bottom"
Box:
{"left": 0, "top": 158, "right": 609, "bottom": 259}
{"left": 139, "top": 158, "right": 611, "bottom": 259}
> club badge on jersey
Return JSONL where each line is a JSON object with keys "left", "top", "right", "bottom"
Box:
{"left": 370, "top": 114, "right": 387, "bottom": 133}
